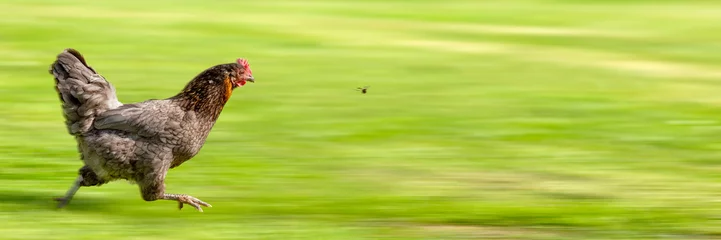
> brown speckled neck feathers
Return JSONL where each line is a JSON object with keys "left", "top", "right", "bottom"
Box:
{"left": 170, "top": 64, "right": 236, "bottom": 122}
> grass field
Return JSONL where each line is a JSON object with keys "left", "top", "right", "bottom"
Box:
{"left": 2, "top": 0, "right": 721, "bottom": 239}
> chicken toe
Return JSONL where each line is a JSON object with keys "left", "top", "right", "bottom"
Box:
{"left": 162, "top": 193, "right": 211, "bottom": 212}
{"left": 178, "top": 195, "right": 212, "bottom": 212}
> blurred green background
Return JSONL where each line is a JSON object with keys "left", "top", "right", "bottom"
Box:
{"left": 2, "top": 0, "right": 721, "bottom": 239}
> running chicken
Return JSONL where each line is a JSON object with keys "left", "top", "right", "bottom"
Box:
{"left": 50, "top": 48, "right": 254, "bottom": 212}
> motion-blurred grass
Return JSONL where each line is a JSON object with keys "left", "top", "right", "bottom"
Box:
{"left": 2, "top": 0, "right": 721, "bottom": 239}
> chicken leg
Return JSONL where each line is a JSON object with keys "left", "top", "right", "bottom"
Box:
{"left": 139, "top": 167, "right": 212, "bottom": 212}
{"left": 55, "top": 176, "right": 83, "bottom": 208}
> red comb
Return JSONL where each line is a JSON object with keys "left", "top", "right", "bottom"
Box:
{"left": 237, "top": 58, "right": 251, "bottom": 74}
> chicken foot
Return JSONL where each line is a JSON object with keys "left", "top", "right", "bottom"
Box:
{"left": 162, "top": 193, "right": 212, "bottom": 212}
{"left": 139, "top": 164, "right": 211, "bottom": 212}
{"left": 55, "top": 176, "right": 83, "bottom": 208}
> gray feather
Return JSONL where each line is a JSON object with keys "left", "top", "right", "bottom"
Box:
{"left": 51, "top": 49, "right": 122, "bottom": 135}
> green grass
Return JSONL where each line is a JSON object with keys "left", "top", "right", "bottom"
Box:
{"left": 2, "top": 0, "right": 721, "bottom": 239}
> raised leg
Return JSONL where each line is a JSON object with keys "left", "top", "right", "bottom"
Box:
{"left": 138, "top": 167, "right": 211, "bottom": 212}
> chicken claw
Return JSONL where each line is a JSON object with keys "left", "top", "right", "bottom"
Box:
{"left": 174, "top": 194, "right": 212, "bottom": 212}
{"left": 54, "top": 197, "right": 69, "bottom": 208}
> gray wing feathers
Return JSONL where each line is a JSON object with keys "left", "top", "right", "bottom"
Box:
{"left": 94, "top": 104, "right": 155, "bottom": 135}
{"left": 94, "top": 102, "right": 187, "bottom": 138}
{"left": 93, "top": 108, "right": 142, "bottom": 133}
{"left": 51, "top": 49, "right": 122, "bottom": 135}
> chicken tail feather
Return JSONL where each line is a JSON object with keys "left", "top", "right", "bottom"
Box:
{"left": 50, "top": 48, "right": 122, "bottom": 135}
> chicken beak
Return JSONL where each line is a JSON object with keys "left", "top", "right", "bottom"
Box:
{"left": 244, "top": 75, "right": 255, "bottom": 83}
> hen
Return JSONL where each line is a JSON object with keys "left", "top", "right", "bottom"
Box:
{"left": 50, "top": 48, "right": 254, "bottom": 212}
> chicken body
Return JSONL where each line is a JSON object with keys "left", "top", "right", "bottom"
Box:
{"left": 50, "top": 49, "right": 254, "bottom": 211}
